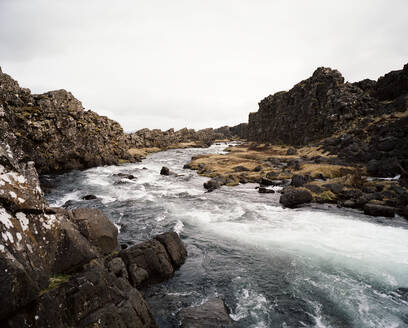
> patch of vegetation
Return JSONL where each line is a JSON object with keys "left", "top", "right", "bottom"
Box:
{"left": 319, "top": 190, "right": 336, "bottom": 202}
{"left": 40, "top": 274, "right": 70, "bottom": 295}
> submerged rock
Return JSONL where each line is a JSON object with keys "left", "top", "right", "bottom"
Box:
{"left": 178, "top": 298, "right": 233, "bottom": 328}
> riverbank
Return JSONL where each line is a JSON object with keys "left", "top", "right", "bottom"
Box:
{"left": 42, "top": 144, "right": 408, "bottom": 327}
{"left": 186, "top": 142, "right": 408, "bottom": 219}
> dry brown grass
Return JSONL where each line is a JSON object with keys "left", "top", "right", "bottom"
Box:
{"left": 297, "top": 163, "right": 356, "bottom": 179}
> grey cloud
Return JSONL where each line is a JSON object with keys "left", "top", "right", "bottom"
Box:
{"left": 1, "top": 0, "right": 407, "bottom": 131}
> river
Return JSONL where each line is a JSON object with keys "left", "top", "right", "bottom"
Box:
{"left": 43, "top": 143, "right": 408, "bottom": 328}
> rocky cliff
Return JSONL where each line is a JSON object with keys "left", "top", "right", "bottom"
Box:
{"left": 0, "top": 67, "right": 191, "bottom": 327}
{"left": 245, "top": 64, "right": 408, "bottom": 177}
{"left": 0, "top": 67, "right": 139, "bottom": 174}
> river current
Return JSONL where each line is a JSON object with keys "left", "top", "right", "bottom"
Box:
{"left": 43, "top": 143, "right": 408, "bottom": 328}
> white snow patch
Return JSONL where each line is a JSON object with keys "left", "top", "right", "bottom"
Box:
{"left": 16, "top": 212, "right": 29, "bottom": 231}
{"left": 18, "top": 197, "right": 25, "bottom": 203}
{"left": 0, "top": 165, "right": 5, "bottom": 174}
{"left": 0, "top": 244, "right": 4, "bottom": 252}
{"left": 16, "top": 232, "right": 22, "bottom": 242}
{"left": 9, "top": 191, "right": 17, "bottom": 199}
{"left": 0, "top": 208, "right": 13, "bottom": 229}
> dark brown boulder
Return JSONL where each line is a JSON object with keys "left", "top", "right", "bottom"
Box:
{"left": 120, "top": 240, "right": 174, "bottom": 284}
{"left": 258, "top": 187, "right": 275, "bottom": 194}
{"left": 364, "top": 204, "right": 395, "bottom": 217}
{"left": 120, "top": 232, "right": 187, "bottom": 285}
{"left": 291, "top": 174, "right": 311, "bottom": 187}
{"left": 280, "top": 188, "right": 313, "bottom": 208}
{"left": 403, "top": 205, "right": 408, "bottom": 218}
{"left": 160, "top": 166, "right": 170, "bottom": 175}
{"left": 69, "top": 208, "right": 118, "bottom": 255}
{"left": 155, "top": 231, "right": 187, "bottom": 268}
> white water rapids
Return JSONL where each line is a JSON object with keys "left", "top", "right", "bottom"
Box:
{"left": 44, "top": 143, "right": 408, "bottom": 328}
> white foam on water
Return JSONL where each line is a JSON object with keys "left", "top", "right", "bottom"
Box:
{"left": 173, "top": 220, "right": 184, "bottom": 234}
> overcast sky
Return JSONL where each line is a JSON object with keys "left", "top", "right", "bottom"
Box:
{"left": 1, "top": 0, "right": 407, "bottom": 132}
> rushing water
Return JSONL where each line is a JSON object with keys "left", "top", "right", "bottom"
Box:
{"left": 43, "top": 143, "right": 408, "bottom": 328}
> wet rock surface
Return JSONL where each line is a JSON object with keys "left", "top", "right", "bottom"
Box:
{"left": 280, "top": 188, "right": 313, "bottom": 208}
{"left": 0, "top": 133, "right": 187, "bottom": 326}
{"left": 178, "top": 298, "right": 233, "bottom": 328}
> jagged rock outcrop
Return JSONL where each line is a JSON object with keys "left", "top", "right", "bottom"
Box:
{"left": 245, "top": 64, "right": 408, "bottom": 178}
{"left": 0, "top": 67, "right": 138, "bottom": 174}
{"left": 247, "top": 67, "right": 380, "bottom": 145}
{"left": 0, "top": 138, "right": 187, "bottom": 327}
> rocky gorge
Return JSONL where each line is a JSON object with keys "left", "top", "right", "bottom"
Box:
{"left": 1, "top": 62, "right": 408, "bottom": 327}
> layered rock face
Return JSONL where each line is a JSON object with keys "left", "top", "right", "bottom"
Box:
{"left": 247, "top": 67, "right": 380, "bottom": 145}
{"left": 0, "top": 67, "right": 136, "bottom": 174}
{"left": 322, "top": 64, "right": 408, "bottom": 176}
{"left": 245, "top": 64, "right": 408, "bottom": 177}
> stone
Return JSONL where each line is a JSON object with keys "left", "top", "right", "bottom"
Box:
{"left": 108, "top": 257, "right": 129, "bottom": 280}
{"left": 404, "top": 205, "right": 408, "bottom": 218}
{"left": 155, "top": 231, "right": 187, "bottom": 268}
{"left": 304, "top": 184, "right": 323, "bottom": 194}
{"left": 160, "top": 166, "right": 170, "bottom": 175}
{"left": 286, "top": 148, "right": 297, "bottom": 155}
{"left": 279, "top": 188, "right": 313, "bottom": 208}
{"left": 253, "top": 165, "right": 262, "bottom": 172}
{"left": 120, "top": 240, "right": 174, "bottom": 284}
{"left": 113, "top": 173, "right": 136, "bottom": 180}
{"left": 363, "top": 204, "right": 395, "bottom": 217}
{"left": 258, "top": 187, "right": 275, "bottom": 194}
{"left": 291, "top": 174, "right": 311, "bottom": 187}
{"left": 204, "top": 176, "right": 226, "bottom": 192}
{"left": 81, "top": 194, "right": 97, "bottom": 200}
{"left": 233, "top": 165, "right": 250, "bottom": 172}
{"left": 129, "top": 264, "right": 149, "bottom": 286}
{"left": 322, "top": 183, "right": 344, "bottom": 194}
{"left": 69, "top": 208, "right": 118, "bottom": 255}
{"left": 178, "top": 298, "right": 233, "bottom": 328}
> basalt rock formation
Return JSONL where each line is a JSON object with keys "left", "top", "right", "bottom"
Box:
{"left": 0, "top": 67, "right": 138, "bottom": 174}
{"left": 247, "top": 67, "right": 380, "bottom": 145}
{"left": 244, "top": 63, "right": 408, "bottom": 178}
{"left": 0, "top": 138, "right": 187, "bottom": 326}
{"left": 0, "top": 67, "right": 190, "bottom": 327}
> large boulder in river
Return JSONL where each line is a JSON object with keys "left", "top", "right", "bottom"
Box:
{"left": 280, "top": 188, "right": 313, "bottom": 208}
{"left": 155, "top": 231, "right": 187, "bottom": 268}
{"left": 69, "top": 208, "right": 118, "bottom": 255}
{"left": 178, "top": 298, "right": 233, "bottom": 328}
{"left": 120, "top": 232, "right": 187, "bottom": 285}
{"left": 363, "top": 204, "right": 395, "bottom": 217}
{"left": 160, "top": 166, "right": 170, "bottom": 175}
